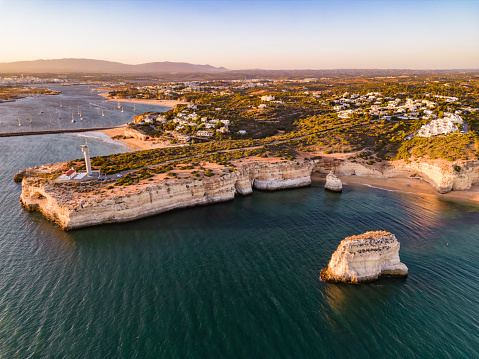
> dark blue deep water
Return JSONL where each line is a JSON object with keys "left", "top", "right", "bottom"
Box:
{"left": 0, "top": 92, "right": 478, "bottom": 358}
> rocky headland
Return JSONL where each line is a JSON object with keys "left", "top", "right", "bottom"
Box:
{"left": 320, "top": 231, "right": 408, "bottom": 283}
{"left": 18, "top": 155, "right": 479, "bottom": 230}
{"left": 20, "top": 159, "right": 316, "bottom": 230}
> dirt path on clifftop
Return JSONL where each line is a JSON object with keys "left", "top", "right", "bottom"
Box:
{"left": 107, "top": 131, "right": 325, "bottom": 180}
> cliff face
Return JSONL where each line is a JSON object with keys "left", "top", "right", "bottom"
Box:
{"left": 20, "top": 160, "right": 317, "bottom": 230}
{"left": 320, "top": 231, "right": 408, "bottom": 283}
{"left": 395, "top": 160, "right": 479, "bottom": 193}
{"left": 19, "top": 155, "right": 479, "bottom": 230}
{"left": 314, "top": 159, "right": 479, "bottom": 194}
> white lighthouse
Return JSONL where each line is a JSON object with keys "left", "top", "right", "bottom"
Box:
{"left": 81, "top": 139, "right": 92, "bottom": 177}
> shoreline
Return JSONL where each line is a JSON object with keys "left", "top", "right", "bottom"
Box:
{"left": 95, "top": 126, "right": 181, "bottom": 151}
{"left": 311, "top": 172, "right": 479, "bottom": 205}
{"left": 98, "top": 93, "right": 188, "bottom": 108}
{"left": 18, "top": 156, "right": 479, "bottom": 230}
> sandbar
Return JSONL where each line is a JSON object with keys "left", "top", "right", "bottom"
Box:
{"left": 98, "top": 93, "right": 188, "bottom": 108}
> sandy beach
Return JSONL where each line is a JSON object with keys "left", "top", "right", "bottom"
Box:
{"left": 98, "top": 93, "right": 188, "bottom": 108}
{"left": 97, "top": 126, "right": 181, "bottom": 151}
{"left": 311, "top": 172, "right": 479, "bottom": 205}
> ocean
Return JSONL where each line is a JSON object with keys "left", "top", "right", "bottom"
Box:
{"left": 0, "top": 89, "right": 478, "bottom": 358}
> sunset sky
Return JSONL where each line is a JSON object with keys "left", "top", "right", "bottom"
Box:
{"left": 0, "top": 0, "right": 478, "bottom": 69}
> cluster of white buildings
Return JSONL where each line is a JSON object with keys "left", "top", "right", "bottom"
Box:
{"left": 135, "top": 108, "right": 230, "bottom": 138}
{"left": 127, "top": 79, "right": 273, "bottom": 99}
{"left": 416, "top": 113, "right": 464, "bottom": 138}
{"left": 0, "top": 76, "right": 64, "bottom": 85}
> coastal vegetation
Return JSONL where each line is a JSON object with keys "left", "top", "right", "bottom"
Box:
{"left": 396, "top": 133, "right": 478, "bottom": 161}
{"left": 49, "top": 72, "right": 478, "bottom": 187}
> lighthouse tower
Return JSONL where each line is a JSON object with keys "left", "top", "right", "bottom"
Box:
{"left": 81, "top": 139, "right": 92, "bottom": 176}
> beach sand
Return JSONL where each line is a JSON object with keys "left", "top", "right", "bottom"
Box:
{"left": 98, "top": 93, "right": 188, "bottom": 108}
{"left": 97, "top": 126, "right": 175, "bottom": 151}
{"left": 311, "top": 172, "right": 479, "bottom": 205}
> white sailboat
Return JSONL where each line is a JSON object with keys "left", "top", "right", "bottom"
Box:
{"left": 121, "top": 106, "right": 124, "bottom": 113}
{"left": 71, "top": 113, "right": 75, "bottom": 123}
{"left": 133, "top": 104, "right": 136, "bottom": 111}
{"left": 17, "top": 115, "right": 21, "bottom": 127}
{"left": 102, "top": 109, "right": 104, "bottom": 117}
{"left": 60, "top": 102, "right": 63, "bottom": 108}
{"left": 117, "top": 101, "right": 121, "bottom": 109}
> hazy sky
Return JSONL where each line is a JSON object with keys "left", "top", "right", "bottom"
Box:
{"left": 0, "top": 0, "right": 478, "bottom": 69}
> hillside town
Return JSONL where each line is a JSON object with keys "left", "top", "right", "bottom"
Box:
{"left": 109, "top": 75, "right": 478, "bottom": 146}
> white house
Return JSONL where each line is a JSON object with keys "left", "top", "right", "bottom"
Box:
{"left": 261, "top": 95, "right": 275, "bottom": 101}
{"left": 60, "top": 167, "right": 77, "bottom": 181}
{"left": 218, "top": 124, "right": 229, "bottom": 133}
{"left": 197, "top": 130, "right": 213, "bottom": 137}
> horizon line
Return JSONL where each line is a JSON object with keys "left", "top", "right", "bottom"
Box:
{"left": 0, "top": 58, "right": 478, "bottom": 73}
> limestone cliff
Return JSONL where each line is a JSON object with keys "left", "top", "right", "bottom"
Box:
{"left": 324, "top": 171, "right": 342, "bottom": 192}
{"left": 19, "top": 155, "right": 479, "bottom": 230}
{"left": 20, "top": 160, "right": 317, "bottom": 230}
{"left": 320, "top": 231, "right": 408, "bottom": 283}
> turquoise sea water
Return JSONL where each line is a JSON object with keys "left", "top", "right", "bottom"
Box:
{"left": 1, "top": 93, "right": 479, "bottom": 358}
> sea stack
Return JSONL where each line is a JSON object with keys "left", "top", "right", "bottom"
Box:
{"left": 324, "top": 171, "right": 342, "bottom": 192}
{"left": 320, "top": 231, "right": 408, "bottom": 283}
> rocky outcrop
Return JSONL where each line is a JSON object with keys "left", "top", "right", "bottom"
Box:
{"left": 324, "top": 171, "right": 342, "bottom": 192}
{"left": 14, "top": 170, "right": 28, "bottom": 182}
{"left": 320, "top": 231, "right": 408, "bottom": 283}
{"left": 20, "top": 160, "right": 317, "bottom": 230}
{"left": 124, "top": 128, "right": 150, "bottom": 141}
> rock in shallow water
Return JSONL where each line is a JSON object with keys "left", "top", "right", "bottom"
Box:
{"left": 320, "top": 231, "right": 408, "bottom": 283}
{"left": 324, "top": 171, "right": 342, "bottom": 192}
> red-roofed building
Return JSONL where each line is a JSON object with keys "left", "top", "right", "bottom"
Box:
{"left": 60, "top": 167, "right": 77, "bottom": 181}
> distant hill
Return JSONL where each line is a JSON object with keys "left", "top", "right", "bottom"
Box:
{"left": 0, "top": 58, "right": 229, "bottom": 74}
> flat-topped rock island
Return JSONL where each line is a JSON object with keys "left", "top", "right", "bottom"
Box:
{"left": 320, "top": 231, "right": 408, "bottom": 283}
